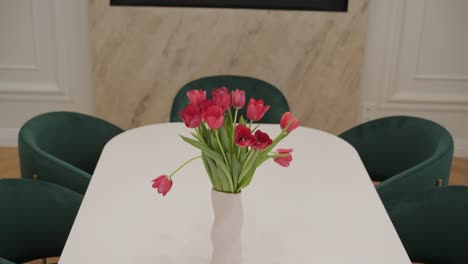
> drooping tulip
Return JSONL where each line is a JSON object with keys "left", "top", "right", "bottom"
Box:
{"left": 273, "top": 149, "right": 293, "bottom": 167}
{"left": 246, "top": 98, "right": 270, "bottom": 122}
{"left": 280, "top": 112, "right": 300, "bottom": 132}
{"left": 152, "top": 175, "right": 173, "bottom": 196}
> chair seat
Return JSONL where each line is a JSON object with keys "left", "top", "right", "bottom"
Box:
{"left": 386, "top": 186, "right": 468, "bottom": 263}
{"left": 0, "top": 179, "right": 82, "bottom": 263}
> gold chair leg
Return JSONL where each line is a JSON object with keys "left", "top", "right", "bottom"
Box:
{"left": 436, "top": 178, "right": 443, "bottom": 187}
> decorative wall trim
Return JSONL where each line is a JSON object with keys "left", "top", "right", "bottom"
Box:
{"left": 0, "top": 0, "right": 92, "bottom": 143}
{"left": 0, "top": 0, "right": 40, "bottom": 71}
{"left": 388, "top": 91, "right": 468, "bottom": 105}
{"left": 413, "top": 74, "right": 468, "bottom": 82}
{"left": 0, "top": 64, "right": 38, "bottom": 71}
{"left": 360, "top": 0, "right": 467, "bottom": 157}
{"left": 0, "top": 128, "right": 19, "bottom": 147}
{"left": 0, "top": 0, "right": 71, "bottom": 101}
{"left": 412, "top": 1, "right": 468, "bottom": 83}
{"left": 364, "top": 0, "right": 468, "bottom": 108}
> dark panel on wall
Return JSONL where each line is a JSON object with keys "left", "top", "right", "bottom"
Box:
{"left": 111, "top": 0, "right": 348, "bottom": 12}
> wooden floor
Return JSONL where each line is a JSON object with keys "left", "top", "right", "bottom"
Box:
{"left": 0, "top": 147, "right": 467, "bottom": 264}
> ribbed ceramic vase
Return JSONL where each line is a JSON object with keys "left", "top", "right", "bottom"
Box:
{"left": 210, "top": 190, "right": 243, "bottom": 264}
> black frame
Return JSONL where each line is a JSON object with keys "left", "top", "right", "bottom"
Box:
{"left": 110, "top": 0, "right": 348, "bottom": 12}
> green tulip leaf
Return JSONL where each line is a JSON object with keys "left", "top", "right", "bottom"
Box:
{"left": 231, "top": 156, "right": 241, "bottom": 188}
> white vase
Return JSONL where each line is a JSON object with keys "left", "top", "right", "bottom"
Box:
{"left": 210, "top": 190, "right": 243, "bottom": 264}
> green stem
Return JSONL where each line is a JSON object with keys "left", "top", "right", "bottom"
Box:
{"left": 215, "top": 130, "right": 229, "bottom": 166}
{"left": 251, "top": 124, "right": 260, "bottom": 133}
{"left": 232, "top": 108, "right": 239, "bottom": 155}
{"left": 233, "top": 109, "right": 239, "bottom": 125}
{"left": 215, "top": 130, "right": 235, "bottom": 192}
{"left": 168, "top": 156, "right": 201, "bottom": 178}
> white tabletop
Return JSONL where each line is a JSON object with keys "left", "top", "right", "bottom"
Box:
{"left": 59, "top": 123, "right": 410, "bottom": 264}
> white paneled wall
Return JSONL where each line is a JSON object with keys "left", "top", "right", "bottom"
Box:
{"left": 0, "top": 0, "right": 92, "bottom": 146}
{"left": 361, "top": 0, "right": 468, "bottom": 157}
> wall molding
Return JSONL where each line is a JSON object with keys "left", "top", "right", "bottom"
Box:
{"left": 0, "top": 64, "right": 38, "bottom": 71}
{"left": 388, "top": 90, "right": 468, "bottom": 105}
{"left": 364, "top": 0, "right": 468, "bottom": 107}
{"left": 414, "top": 74, "right": 468, "bottom": 82}
{"left": 0, "top": 0, "right": 71, "bottom": 102}
{"left": 0, "top": 0, "right": 40, "bottom": 71}
{"left": 360, "top": 0, "right": 468, "bottom": 157}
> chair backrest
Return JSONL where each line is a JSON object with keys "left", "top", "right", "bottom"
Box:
{"left": 18, "top": 111, "right": 124, "bottom": 194}
{"left": 0, "top": 179, "right": 82, "bottom": 263}
{"left": 0, "top": 257, "right": 15, "bottom": 264}
{"left": 339, "top": 116, "right": 453, "bottom": 182}
{"left": 385, "top": 186, "right": 468, "bottom": 264}
{"left": 339, "top": 116, "right": 454, "bottom": 203}
{"left": 170, "top": 75, "right": 290, "bottom": 124}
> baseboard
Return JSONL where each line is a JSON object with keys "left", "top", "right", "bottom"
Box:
{"left": 0, "top": 128, "right": 19, "bottom": 147}
{"left": 455, "top": 138, "right": 468, "bottom": 158}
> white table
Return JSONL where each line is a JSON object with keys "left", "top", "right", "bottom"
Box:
{"left": 59, "top": 123, "right": 410, "bottom": 264}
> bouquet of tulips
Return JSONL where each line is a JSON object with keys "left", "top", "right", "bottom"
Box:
{"left": 152, "top": 87, "right": 300, "bottom": 196}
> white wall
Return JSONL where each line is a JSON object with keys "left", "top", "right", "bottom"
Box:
{"left": 361, "top": 0, "right": 468, "bottom": 157}
{"left": 0, "top": 0, "right": 92, "bottom": 146}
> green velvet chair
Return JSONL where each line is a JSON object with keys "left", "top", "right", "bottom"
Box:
{"left": 339, "top": 116, "right": 454, "bottom": 204}
{"left": 0, "top": 258, "right": 14, "bottom": 264}
{"left": 0, "top": 179, "right": 82, "bottom": 264}
{"left": 385, "top": 186, "right": 468, "bottom": 263}
{"left": 170, "top": 75, "right": 290, "bottom": 124}
{"left": 18, "top": 111, "right": 124, "bottom": 194}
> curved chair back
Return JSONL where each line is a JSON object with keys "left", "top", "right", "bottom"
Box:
{"left": 170, "top": 75, "right": 290, "bottom": 123}
{"left": 18, "top": 111, "right": 124, "bottom": 194}
{"left": 0, "top": 179, "right": 82, "bottom": 263}
{"left": 339, "top": 116, "right": 453, "bottom": 203}
{"left": 385, "top": 186, "right": 468, "bottom": 264}
{"left": 0, "top": 258, "right": 15, "bottom": 264}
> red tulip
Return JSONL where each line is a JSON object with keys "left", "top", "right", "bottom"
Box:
{"left": 186, "top": 90, "right": 206, "bottom": 108}
{"left": 199, "top": 99, "right": 214, "bottom": 113}
{"left": 251, "top": 130, "right": 272, "bottom": 151}
{"left": 152, "top": 175, "right": 173, "bottom": 196}
{"left": 246, "top": 98, "right": 270, "bottom": 121}
{"left": 179, "top": 104, "right": 201, "bottom": 128}
{"left": 234, "top": 124, "right": 254, "bottom": 148}
{"left": 231, "top": 89, "right": 246, "bottom": 109}
{"left": 212, "top": 87, "right": 231, "bottom": 112}
{"left": 280, "top": 112, "right": 300, "bottom": 132}
{"left": 202, "top": 105, "right": 224, "bottom": 129}
{"left": 274, "top": 149, "right": 293, "bottom": 167}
